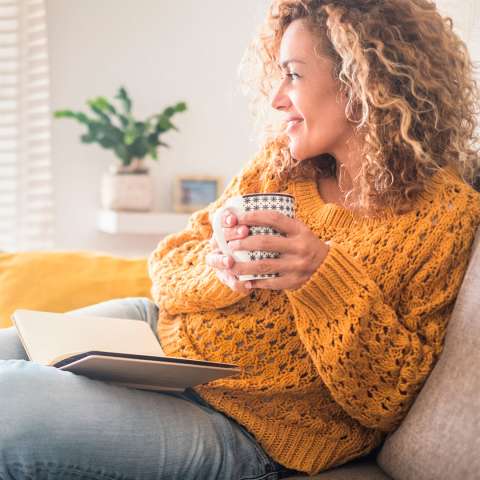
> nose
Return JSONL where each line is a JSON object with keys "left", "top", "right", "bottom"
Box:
{"left": 270, "top": 79, "right": 290, "bottom": 111}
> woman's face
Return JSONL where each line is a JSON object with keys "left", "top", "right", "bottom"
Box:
{"left": 271, "top": 19, "right": 354, "bottom": 162}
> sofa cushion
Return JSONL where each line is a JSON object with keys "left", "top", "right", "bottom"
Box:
{"left": 377, "top": 228, "right": 480, "bottom": 480}
{"left": 286, "top": 456, "right": 392, "bottom": 479}
{"left": 0, "top": 251, "right": 152, "bottom": 328}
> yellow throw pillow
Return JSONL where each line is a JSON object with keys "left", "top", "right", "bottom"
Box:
{"left": 0, "top": 251, "right": 152, "bottom": 328}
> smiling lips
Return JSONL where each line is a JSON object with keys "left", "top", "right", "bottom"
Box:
{"left": 286, "top": 117, "right": 303, "bottom": 132}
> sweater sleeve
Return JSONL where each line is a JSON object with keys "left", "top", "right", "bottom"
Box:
{"left": 148, "top": 152, "right": 269, "bottom": 316}
{"left": 285, "top": 226, "right": 477, "bottom": 433}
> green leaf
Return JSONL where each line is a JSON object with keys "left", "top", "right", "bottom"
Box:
{"left": 80, "top": 133, "right": 96, "bottom": 143}
{"left": 124, "top": 130, "right": 136, "bottom": 145}
{"left": 88, "top": 101, "right": 113, "bottom": 125}
{"left": 113, "top": 143, "right": 130, "bottom": 164}
{"left": 148, "top": 144, "right": 158, "bottom": 160}
{"left": 174, "top": 101, "right": 187, "bottom": 112}
{"left": 54, "top": 87, "right": 186, "bottom": 165}
{"left": 163, "top": 106, "right": 175, "bottom": 117}
{"left": 128, "top": 136, "right": 151, "bottom": 159}
{"left": 90, "top": 96, "right": 117, "bottom": 114}
{"left": 53, "top": 110, "right": 91, "bottom": 125}
{"left": 112, "top": 112, "right": 129, "bottom": 129}
{"left": 115, "top": 86, "right": 132, "bottom": 114}
{"left": 163, "top": 102, "right": 187, "bottom": 117}
{"left": 53, "top": 110, "right": 74, "bottom": 118}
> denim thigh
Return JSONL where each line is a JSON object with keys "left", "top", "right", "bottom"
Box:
{"left": 0, "top": 297, "right": 291, "bottom": 479}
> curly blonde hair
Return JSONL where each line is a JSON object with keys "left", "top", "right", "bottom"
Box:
{"left": 239, "top": 0, "right": 480, "bottom": 215}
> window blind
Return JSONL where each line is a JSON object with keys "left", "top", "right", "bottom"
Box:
{"left": 0, "top": 0, "right": 54, "bottom": 251}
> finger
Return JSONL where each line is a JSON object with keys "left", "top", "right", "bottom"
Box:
{"left": 229, "top": 258, "right": 294, "bottom": 277}
{"left": 208, "top": 236, "right": 218, "bottom": 249}
{"left": 215, "top": 270, "right": 251, "bottom": 294}
{"left": 223, "top": 224, "right": 250, "bottom": 243}
{"left": 236, "top": 210, "right": 299, "bottom": 236}
{"left": 205, "top": 251, "right": 234, "bottom": 269}
{"left": 222, "top": 209, "right": 238, "bottom": 227}
{"left": 228, "top": 234, "right": 294, "bottom": 254}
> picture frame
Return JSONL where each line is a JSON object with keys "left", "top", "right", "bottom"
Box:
{"left": 173, "top": 175, "right": 223, "bottom": 213}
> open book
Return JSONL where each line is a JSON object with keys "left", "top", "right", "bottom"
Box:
{"left": 12, "top": 309, "right": 240, "bottom": 392}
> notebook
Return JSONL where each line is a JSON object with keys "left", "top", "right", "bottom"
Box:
{"left": 12, "top": 309, "right": 240, "bottom": 392}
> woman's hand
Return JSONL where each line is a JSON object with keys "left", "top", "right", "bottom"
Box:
{"left": 206, "top": 209, "right": 330, "bottom": 291}
{"left": 205, "top": 210, "right": 252, "bottom": 294}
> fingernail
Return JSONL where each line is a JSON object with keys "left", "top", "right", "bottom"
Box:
{"left": 223, "top": 256, "right": 230, "bottom": 267}
{"left": 226, "top": 215, "right": 233, "bottom": 225}
{"left": 245, "top": 282, "right": 252, "bottom": 289}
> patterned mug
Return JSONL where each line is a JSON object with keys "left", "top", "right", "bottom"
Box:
{"left": 211, "top": 193, "right": 295, "bottom": 281}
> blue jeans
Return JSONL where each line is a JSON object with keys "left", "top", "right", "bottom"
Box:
{"left": 0, "top": 297, "right": 300, "bottom": 480}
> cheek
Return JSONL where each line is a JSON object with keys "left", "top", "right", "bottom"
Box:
{"left": 317, "top": 86, "right": 346, "bottom": 114}
{"left": 306, "top": 92, "right": 349, "bottom": 135}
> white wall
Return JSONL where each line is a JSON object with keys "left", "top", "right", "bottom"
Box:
{"left": 46, "top": 0, "right": 479, "bottom": 257}
{"left": 436, "top": 0, "right": 480, "bottom": 63}
{"left": 47, "top": 0, "right": 269, "bottom": 257}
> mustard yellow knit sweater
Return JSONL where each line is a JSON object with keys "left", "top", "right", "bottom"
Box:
{"left": 148, "top": 149, "right": 480, "bottom": 475}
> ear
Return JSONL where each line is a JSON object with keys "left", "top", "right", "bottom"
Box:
{"left": 346, "top": 93, "right": 363, "bottom": 124}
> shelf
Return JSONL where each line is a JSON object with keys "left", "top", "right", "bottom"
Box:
{"left": 97, "top": 210, "right": 191, "bottom": 235}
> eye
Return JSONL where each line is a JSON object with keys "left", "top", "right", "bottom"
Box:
{"left": 286, "top": 72, "right": 300, "bottom": 81}
{"left": 279, "top": 71, "right": 300, "bottom": 82}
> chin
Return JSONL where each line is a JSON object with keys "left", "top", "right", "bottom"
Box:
{"left": 287, "top": 139, "right": 306, "bottom": 161}
{"left": 288, "top": 140, "right": 329, "bottom": 163}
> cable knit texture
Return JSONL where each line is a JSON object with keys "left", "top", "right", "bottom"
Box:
{"left": 148, "top": 147, "right": 480, "bottom": 475}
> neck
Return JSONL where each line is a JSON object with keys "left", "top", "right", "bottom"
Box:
{"left": 331, "top": 131, "right": 364, "bottom": 193}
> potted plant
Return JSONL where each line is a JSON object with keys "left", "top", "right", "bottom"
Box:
{"left": 54, "top": 86, "right": 187, "bottom": 211}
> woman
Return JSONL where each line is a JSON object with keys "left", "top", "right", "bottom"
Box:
{"left": 1, "top": 0, "right": 479, "bottom": 478}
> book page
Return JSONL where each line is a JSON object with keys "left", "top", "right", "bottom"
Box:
{"left": 13, "top": 309, "right": 164, "bottom": 366}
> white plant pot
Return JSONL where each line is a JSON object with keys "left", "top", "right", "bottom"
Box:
{"left": 101, "top": 171, "right": 154, "bottom": 212}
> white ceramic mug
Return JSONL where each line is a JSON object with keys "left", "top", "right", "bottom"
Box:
{"left": 211, "top": 193, "right": 295, "bottom": 281}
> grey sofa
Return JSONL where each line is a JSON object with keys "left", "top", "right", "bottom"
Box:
{"left": 286, "top": 228, "right": 480, "bottom": 480}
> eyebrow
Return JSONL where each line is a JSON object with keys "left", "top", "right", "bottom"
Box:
{"left": 278, "top": 59, "right": 306, "bottom": 69}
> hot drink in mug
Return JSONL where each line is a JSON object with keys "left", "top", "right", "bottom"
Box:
{"left": 211, "top": 193, "right": 295, "bottom": 281}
